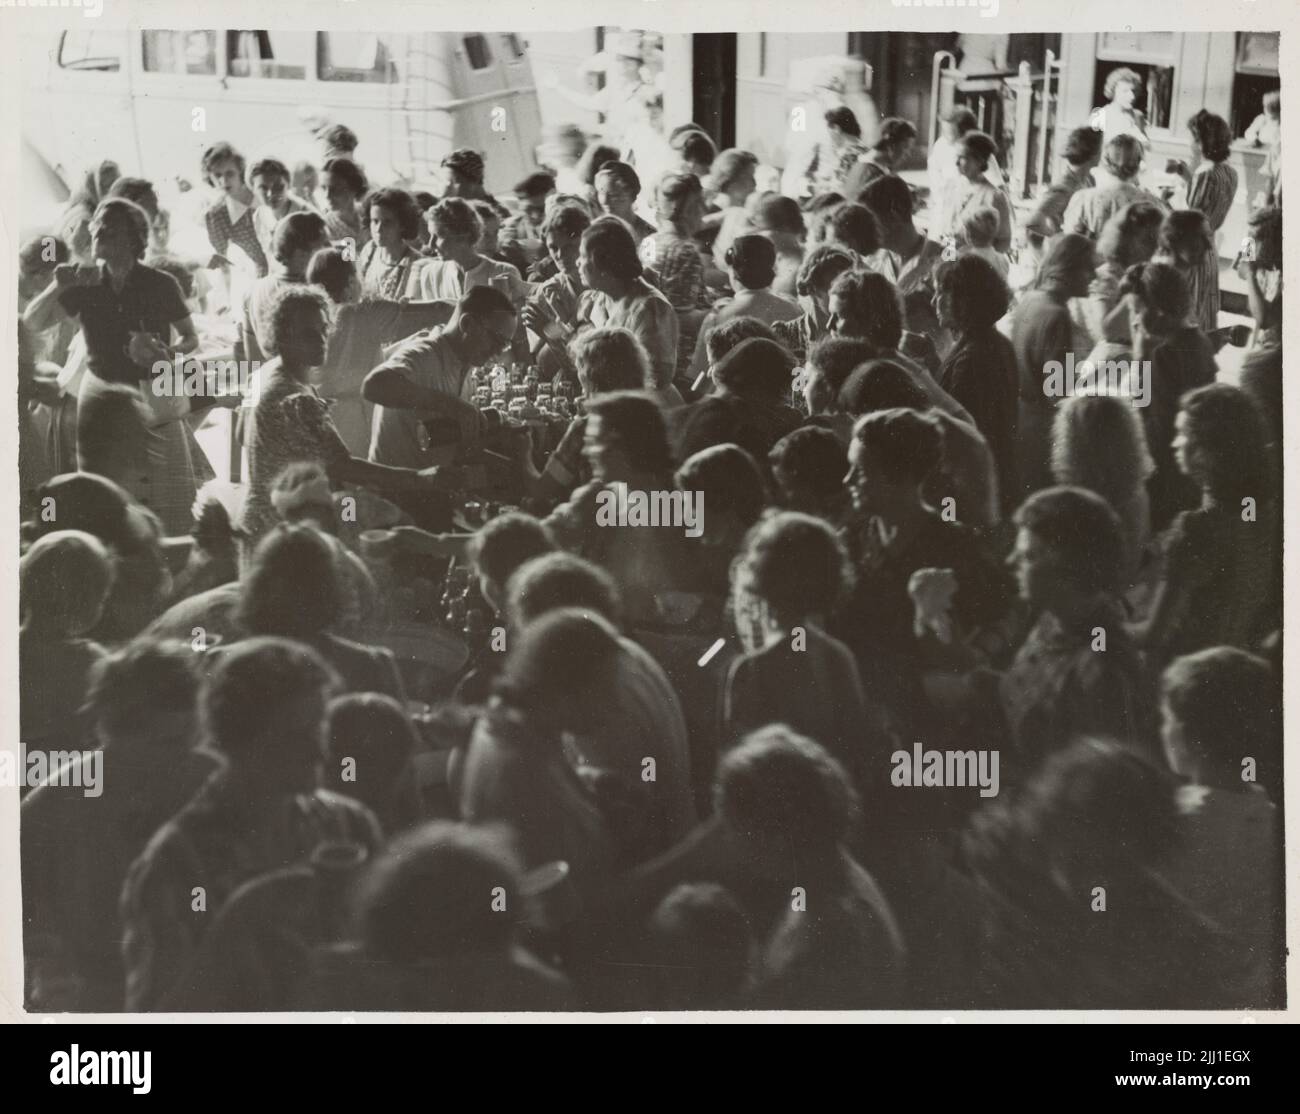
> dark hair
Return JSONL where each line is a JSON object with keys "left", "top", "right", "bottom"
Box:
{"left": 581, "top": 215, "right": 643, "bottom": 282}
{"left": 711, "top": 337, "right": 795, "bottom": 399}
{"left": 580, "top": 146, "right": 625, "bottom": 189}
{"left": 839, "top": 357, "right": 929, "bottom": 417}
{"left": 933, "top": 254, "right": 1011, "bottom": 330}
{"left": 710, "top": 149, "right": 759, "bottom": 193}
{"left": 272, "top": 210, "right": 329, "bottom": 267}
{"left": 769, "top": 427, "right": 848, "bottom": 505}
{"left": 1159, "top": 209, "right": 1213, "bottom": 267}
{"left": 239, "top": 524, "right": 343, "bottom": 637}
{"left": 200, "top": 141, "right": 246, "bottom": 183}
{"left": 358, "top": 823, "right": 522, "bottom": 960}
{"left": 86, "top": 638, "right": 199, "bottom": 745}
{"left": 715, "top": 725, "right": 858, "bottom": 855}
{"left": 306, "top": 247, "right": 355, "bottom": 304}
{"left": 1178, "top": 383, "right": 1271, "bottom": 505}
{"left": 441, "top": 148, "right": 485, "bottom": 184}
{"left": 656, "top": 172, "right": 703, "bottom": 223}
{"left": 593, "top": 160, "right": 642, "bottom": 198}
{"left": 808, "top": 336, "right": 878, "bottom": 394}
{"left": 19, "top": 233, "right": 69, "bottom": 273}
{"left": 321, "top": 156, "right": 368, "bottom": 198}
{"left": 413, "top": 190, "right": 438, "bottom": 212}
{"left": 828, "top": 203, "right": 882, "bottom": 256}
{"left": 679, "top": 130, "right": 717, "bottom": 168}
{"left": 542, "top": 203, "right": 592, "bottom": 241}
{"left": 21, "top": 529, "right": 114, "bottom": 638}
{"left": 458, "top": 284, "right": 515, "bottom": 320}
{"left": 942, "top": 106, "right": 978, "bottom": 135}
{"left": 1161, "top": 647, "right": 1279, "bottom": 791}
{"left": 250, "top": 158, "right": 291, "bottom": 183}
{"left": 675, "top": 444, "right": 768, "bottom": 529}
{"left": 647, "top": 883, "right": 753, "bottom": 1007}
{"left": 858, "top": 173, "right": 913, "bottom": 221}
{"left": 794, "top": 244, "right": 855, "bottom": 298}
{"left": 202, "top": 636, "right": 337, "bottom": 759}
{"left": 507, "top": 553, "right": 622, "bottom": 629}
{"left": 362, "top": 187, "right": 423, "bottom": 241}
{"left": 429, "top": 197, "right": 482, "bottom": 244}
{"left": 734, "top": 511, "right": 849, "bottom": 625}
{"left": 827, "top": 270, "right": 904, "bottom": 349}
{"left": 1118, "top": 261, "right": 1191, "bottom": 332}
{"left": 875, "top": 116, "right": 917, "bottom": 153}
{"left": 725, "top": 233, "right": 777, "bottom": 289}
{"left": 1246, "top": 205, "right": 1282, "bottom": 272}
{"left": 824, "top": 106, "right": 861, "bottom": 139}
{"left": 92, "top": 198, "right": 151, "bottom": 259}
{"left": 851, "top": 407, "right": 945, "bottom": 485}
{"left": 704, "top": 316, "right": 778, "bottom": 366}
{"left": 957, "top": 131, "right": 998, "bottom": 169}
{"left": 1013, "top": 485, "right": 1125, "bottom": 596}
{"left": 1104, "top": 67, "right": 1144, "bottom": 101}
{"left": 1063, "top": 126, "right": 1103, "bottom": 167}
{"left": 1096, "top": 200, "right": 1166, "bottom": 267}
{"left": 752, "top": 194, "right": 805, "bottom": 238}
{"left": 320, "top": 124, "right": 359, "bottom": 153}
{"left": 569, "top": 327, "right": 651, "bottom": 393}
{"left": 469, "top": 512, "right": 556, "bottom": 591}
{"left": 494, "top": 608, "right": 623, "bottom": 720}
{"left": 584, "top": 391, "right": 673, "bottom": 475}
{"left": 514, "top": 171, "right": 556, "bottom": 199}
{"left": 324, "top": 691, "right": 419, "bottom": 801}
{"left": 105, "top": 177, "right": 159, "bottom": 221}
{"left": 1035, "top": 231, "right": 1097, "bottom": 291}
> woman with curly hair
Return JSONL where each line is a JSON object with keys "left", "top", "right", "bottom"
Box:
{"left": 1117, "top": 260, "right": 1217, "bottom": 529}
{"left": 1155, "top": 208, "right": 1219, "bottom": 335}
{"left": 1172, "top": 110, "right": 1238, "bottom": 238}
{"left": 1130, "top": 383, "right": 1279, "bottom": 666}
{"left": 933, "top": 254, "right": 1019, "bottom": 507}
{"left": 320, "top": 155, "right": 370, "bottom": 250}
{"left": 770, "top": 244, "right": 856, "bottom": 364}
{"left": 1095, "top": 67, "right": 1150, "bottom": 152}
{"left": 1050, "top": 393, "right": 1155, "bottom": 585}
{"left": 355, "top": 187, "right": 432, "bottom": 300}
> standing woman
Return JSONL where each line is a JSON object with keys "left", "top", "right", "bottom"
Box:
{"left": 576, "top": 216, "right": 681, "bottom": 403}
{"left": 320, "top": 156, "right": 371, "bottom": 252}
{"left": 1117, "top": 261, "right": 1217, "bottom": 531}
{"left": 932, "top": 254, "right": 1019, "bottom": 510}
{"left": 24, "top": 198, "right": 203, "bottom": 536}
{"left": 1084, "top": 200, "right": 1165, "bottom": 345}
{"left": 642, "top": 172, "right": 712, "bottom": 376}
{"left": 1011, "top": 233, "right": 1096, "bottom": 498}
{"left": 1095, "top": 68, "right": 1150, "bottom": 155}
{"left": 946, "top": 132, "right": 1013, "bottom": 254}
{"left": 1155, "top": 210, "right": 1219, "bottom": 336}
{"left": 926, "top": 107, "right": 977, "bottom": 243}
{"left": 355, "top": 188, "right": 431, "bottom": 300}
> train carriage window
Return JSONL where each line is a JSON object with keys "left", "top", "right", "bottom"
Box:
{"left": 227, "top": 31, "right": 312, "bottom": 80}
{"left": 58, "top": 30, "right": 127, "bottom": 72}
{"left": 463, "top": 34, "right": 494, "bottom": 71}
{"left": 318, "top": 32, "right": 404, "bottom": 83}
{"left": 143, "top": 31, "right": 217, "bottom": 76}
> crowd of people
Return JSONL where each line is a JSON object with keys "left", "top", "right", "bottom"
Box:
{"left": 16, "top": 51, "right": 1284, "bottom": 1012}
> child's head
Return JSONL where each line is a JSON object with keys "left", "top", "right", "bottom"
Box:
{"left": 961, "top": 205, "right": 1001, "bottom": 250}
{"left": 21, "top": 530, "right": 115, "bottom": 638}
{"left": 469, "top": 512, "right": 556, "bottom": 612}
{"left": 1262, "top": 90, "right": 1280, "bottom": 121}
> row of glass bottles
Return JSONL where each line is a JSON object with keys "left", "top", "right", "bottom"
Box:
{"left": 465, "top": 364, "right": 577, "bottom": 421}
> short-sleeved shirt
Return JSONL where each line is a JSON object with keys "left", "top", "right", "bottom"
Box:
{"left": 418, "top": 255, "right": 529, "bottom": 308}
{"left": 577, "top": 279, "right": 680, "bottom": 390}
{"left": 239, "top": 361, "right": 353, "bottom": 546}
{"left": 253, "top": 194, "right": 315, "bottom": 259}
{"left": 367, "top": 326, "right": 469, "bottom": 467}
{"left": 58, "top": 263, "right": 190, "bottom": 385}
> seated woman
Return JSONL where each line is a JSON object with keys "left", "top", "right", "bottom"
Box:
{"left": 750, "top": 193, "right": 806, "bottom": 300}
{"left": 573, "top": 216, "right": 681, "bottom": 405}
{"left": 238, "top": 285, "right": 456, "bottom": 552}
{"left": 519, "top": 203, "right": 591, "bottom": 384}
{"left": 688, "top": 234, "right": 801, "bottom": 377}
{"left": 23, "top": 197, "right": 204, "bottom": 536}
{"left": 19, "top": 530, "right": 113, "bottom": 753}
{"left": 770, "top": 244, "right": 855, "bottom": 365}
{"left": 1116, "top": 261, "right": 1217, "bottom": 530}
{"left": 237, "top": 523, "right": 405, "bottom": 702}
{"left": 512, "top": 327, "right": 651, "bottom": 508}
{"left": 1130, "top": 384, "right": 1279, "bottom": 668}
{"left": 456, "top": 609, "right": 619, "bottom": 899}
{"left": 1050, "top": 393, "right": 1154, "bottom": 589}
{"left": 1156, "top": 647, "right": 1283, "bottom": 1006}
{"left": 724, "top": 512, "right": 885, "bottom": 792}
{"left": 305, "top": 247, "right": 453, "bottom": 457}
{"left": 354, "top": 187, "right": 435, "bottom": 300}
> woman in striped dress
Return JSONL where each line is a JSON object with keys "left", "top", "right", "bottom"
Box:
{"left": 1170, "top": 111, "right": 1238, "bottom": 334}
{"left": 1155, "top": 210, "right": 1218, "bottom": 337}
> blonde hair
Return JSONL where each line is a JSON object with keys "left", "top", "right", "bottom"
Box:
{"left": 961, "top": 205, "right": 1001, "bottom": 249}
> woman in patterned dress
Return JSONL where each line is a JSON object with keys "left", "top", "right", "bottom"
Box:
{"left": 355, "top": 187, "right": 433, "bottom": 301}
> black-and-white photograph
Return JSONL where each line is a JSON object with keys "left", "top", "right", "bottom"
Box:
{"left": 5, "top": 2, "right": 1288, "bottom": 1021}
